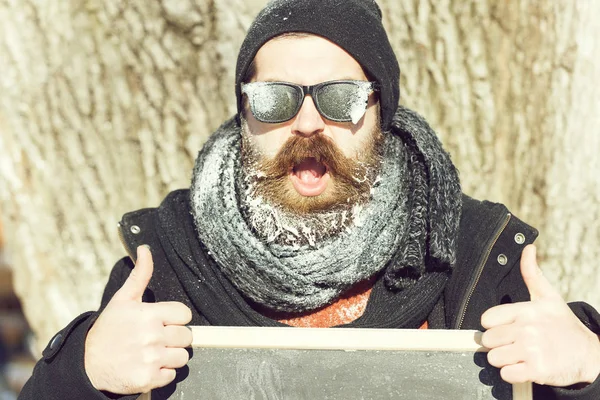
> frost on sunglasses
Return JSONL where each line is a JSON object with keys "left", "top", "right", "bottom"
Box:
{"left": 241, "top": 80, "right": 380, "bottom": 124}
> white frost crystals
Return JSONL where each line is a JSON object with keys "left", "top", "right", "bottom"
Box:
{"left": 347, "top": 81, "right": 374, "bottom": 124}
{"left": 241, "top": 81, "right": 279, "bottom": 117}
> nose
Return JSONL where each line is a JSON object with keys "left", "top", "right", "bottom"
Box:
{"left": 291, "top": 96, "right": 325, "bottom": 138}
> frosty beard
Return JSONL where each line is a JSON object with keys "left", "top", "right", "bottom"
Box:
{"left": 240, "top": 119, "right": 384, "bottom": 247}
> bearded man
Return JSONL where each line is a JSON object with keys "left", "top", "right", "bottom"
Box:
{"left": 20, "top": 1, "right": 600, "bottom": 399}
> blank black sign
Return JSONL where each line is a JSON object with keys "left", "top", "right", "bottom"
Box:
{"left": 160, "top": 348, "right": 510, "bottom": 399}
{"left": 143, "top": 327, "right": 530, "bottom": 400}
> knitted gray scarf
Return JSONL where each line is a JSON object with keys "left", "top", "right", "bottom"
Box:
{"left": 191, "top": 107, "right": 462, "bottom": 313}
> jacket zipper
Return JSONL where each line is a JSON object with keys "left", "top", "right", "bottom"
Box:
{"left": 454, "top": 212, "right": 512, "bottom": 329}
{"left": 117, "top": 222, "right": 136, "bottom": 261}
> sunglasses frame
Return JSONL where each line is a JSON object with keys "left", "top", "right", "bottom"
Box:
{"left": 241, "top": 80, "right": 380, "bottom": 124}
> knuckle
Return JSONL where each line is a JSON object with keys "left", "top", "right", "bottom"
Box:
{"left": 522, "top": 344, "right": 543, "bottom": 364}
{"left": 141, "top": 348, "right": 161, "bottom": 366}
{"left": 521, "top": 325, "right": 542, "bottom": 344}
{"left": 141, "top": 330, "right": 162, "bottom": 347}
{"left": 530, "top": 355, "right": 548, "bottom": 377}
{"left": 138, "top": 309, "right": 158, "bottom": 326}
{"left": 519, "top": 307, "right": 535, "bottom": 321}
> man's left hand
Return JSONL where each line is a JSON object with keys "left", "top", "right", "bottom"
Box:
{"left": 481, "top": 244, "right": 600, "bottom": 387}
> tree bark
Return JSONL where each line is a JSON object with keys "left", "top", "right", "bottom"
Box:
{"left": 0, "top": 0, "right": 599, "bottom": 352}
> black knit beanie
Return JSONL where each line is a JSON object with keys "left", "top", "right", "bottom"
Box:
{"left": 235, "top": 0, "right": 400, "bottom": 131}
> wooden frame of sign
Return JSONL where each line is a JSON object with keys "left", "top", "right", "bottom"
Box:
{"left": 138, "top": 327, "right": 532, "bottom": 400}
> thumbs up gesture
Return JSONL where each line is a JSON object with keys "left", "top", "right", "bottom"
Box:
{"left": 84, "top": 246, "right": 193, "bottom": 394}
{"left": 481, "top": 245, "right": 600, "bottom": 387}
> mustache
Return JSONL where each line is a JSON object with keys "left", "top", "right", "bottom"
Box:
{"left": 257, "top": 134, "right": 366, "bottom": 188}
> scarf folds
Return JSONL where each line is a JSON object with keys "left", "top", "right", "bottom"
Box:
{"left": 190, "top": 106, "right": 462, "bottom": 314}
{"left": 192, "top": 119, "right": 413, "bottom": 312}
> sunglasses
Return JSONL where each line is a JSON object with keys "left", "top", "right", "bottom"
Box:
{"left": 240, "top": 80, "right": 380, "bottom": 124}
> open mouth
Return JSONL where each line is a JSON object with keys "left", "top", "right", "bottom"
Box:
{"left": 289, "top": 157, "right": 330, "bottom": 197}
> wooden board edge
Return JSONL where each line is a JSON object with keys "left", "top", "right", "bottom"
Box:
{"left": 513, "top": 382, "right": 533, "bottom": 400}
{"left": 189, "top": 326, "right": 487, "bottom": 352}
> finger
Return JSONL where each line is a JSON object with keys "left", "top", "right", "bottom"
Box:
{"left": 161, "top": 348, "right": 190, "bottom": 369}
{"left": 499, "top": 362, "right": 531, "bottom": 384}
{"left": 164, "top": 325, "right": 193, "bottom": 348}
{"left": 520, "top": 244, "right": 561, "bottom": 301}
{"left": 487, "top": 344, "right": 524, "bottom": 368}
{"left": 152, "top": 302, "right": 193, "bottom": 325}
{"left": 115, "top": 245, "right": 154, "bottom": 302}
{"left": 481, "top": 325, "right": 517, "bottom": 349}
{"left": 152, "top": 368, "right": 177, "bottom": 390}
{"left": 481, "top": 303, "right": 523, "bottom": 329}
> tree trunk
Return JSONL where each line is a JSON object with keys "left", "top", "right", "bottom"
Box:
{"left": 1, "top": 0, "right": 599, "bottom": 352}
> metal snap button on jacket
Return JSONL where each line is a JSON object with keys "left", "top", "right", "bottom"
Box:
{"left": 514, "top": 233, "right": 525, "bottom": 244}
{"left": 49, "top": 333, "right": 63, "bottom": 350}
{"left": 497, "top": 254, "right": 508, "bottom": 266}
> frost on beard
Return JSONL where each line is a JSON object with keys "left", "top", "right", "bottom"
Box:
{"left": 242, "top": 185, "right": 368, "bottom": 248}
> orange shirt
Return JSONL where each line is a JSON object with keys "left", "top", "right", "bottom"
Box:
{"left": 257, "top": 278, "right": 429, "bottom": 329}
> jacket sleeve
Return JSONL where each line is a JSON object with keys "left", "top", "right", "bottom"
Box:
{"left": 18, "top": 257, "right": 139, "bottom": 400}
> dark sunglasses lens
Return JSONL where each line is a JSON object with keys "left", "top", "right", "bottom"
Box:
{"left": 317, "top": 82, "right": 367, "bottom": 121}
{"left": 249, "top": 84, "right": 300, "bottom": 122}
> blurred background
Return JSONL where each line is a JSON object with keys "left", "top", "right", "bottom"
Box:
{"left": 1, "top": 0, "right": 599, "bottom": 396}
{"left": 0, "top": 216, "right": 34, "bottom": 399}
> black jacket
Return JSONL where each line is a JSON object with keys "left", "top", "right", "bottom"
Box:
{"left": 19, "top": 190, "right": 600, "bottom": 400}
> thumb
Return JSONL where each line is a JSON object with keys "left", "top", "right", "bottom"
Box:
{"left": 520, "top": 244, "right": 560, "bottom": 301}
{"left": 114, "top": 245, "right": 154, "bottom": 302}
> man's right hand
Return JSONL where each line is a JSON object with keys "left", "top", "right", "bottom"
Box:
{"left": 84, "top": 245, "right": 193, "bottom": 394}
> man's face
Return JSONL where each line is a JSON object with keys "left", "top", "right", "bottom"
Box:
{"left": 241, "top": 34, "right": 382, "bottom": 214}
